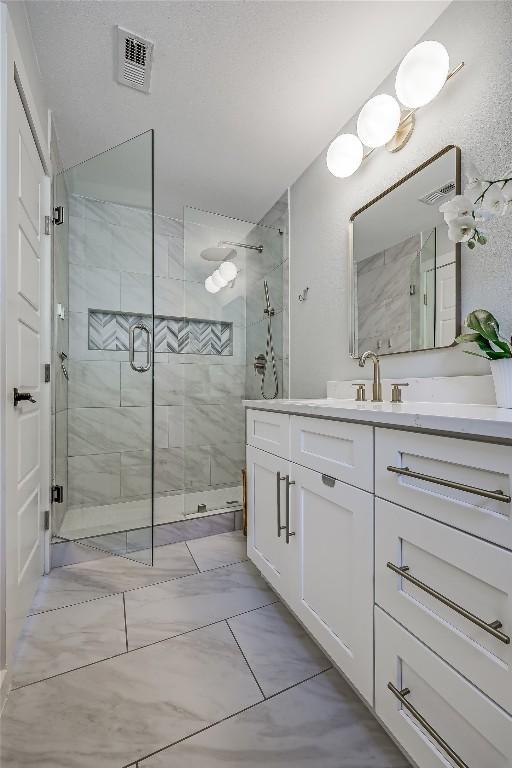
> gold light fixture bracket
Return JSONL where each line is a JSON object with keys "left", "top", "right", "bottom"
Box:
{"left": 386, "top": 110, "right": 415, "bottom": 153}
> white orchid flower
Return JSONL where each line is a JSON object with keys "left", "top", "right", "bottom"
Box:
{"left": 501, "top": 177, "right": 512, "bottom": 204}
{"left": 439, "top": 195, "right": 474, "bottom": 222}
{"left": 448, "top": 215, "right": 475, "bottom": 243}
{"left": 464, "top": 161, "right": 487, "bottom": 200}
{"left": 481, "top": 182, "right": 507, "bottom": 216}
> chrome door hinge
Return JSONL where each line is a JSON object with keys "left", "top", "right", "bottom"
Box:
{"left": 44, "top": 363, "right": 51, "bottom": 383}
{"left": 43, "top": 510, "right": 50, "bottom": 531}
{"left": 51, "top": 485, "right": 64, "bottom": 504}
{"left": 53, "top": 206, "right": 64, "bottom": 226}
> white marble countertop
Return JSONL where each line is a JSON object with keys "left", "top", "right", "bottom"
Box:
{"left": 243, "top": 397, "right": 512, "bottom": 442}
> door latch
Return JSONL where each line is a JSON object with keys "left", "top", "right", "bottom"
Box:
{"left": 51, "top": 485, "right": 64, "bottom": 504}
{"left": 13, "top": 388, "right": 36, "bottom": 407}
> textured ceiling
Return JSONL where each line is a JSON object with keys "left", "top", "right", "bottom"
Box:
{"left": 26, "top": 0, "right": 449, "bottom": 221}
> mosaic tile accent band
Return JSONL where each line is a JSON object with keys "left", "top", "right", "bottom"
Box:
{"left": 88, "top": 310, "right": 233, "bottom": 356}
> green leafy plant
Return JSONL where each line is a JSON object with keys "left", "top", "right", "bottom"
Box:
{"left": 455, "top": 309, "right": 512, "bottom": 359}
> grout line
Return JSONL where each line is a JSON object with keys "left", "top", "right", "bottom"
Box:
{"left": 226, "top": 619, "right": 266, "bottom": 701}
{"left": 184, "top": 541, "right": 201, "bottom": 573}
{"left": 29, "top": 554, "right": 253, "bottom": 616}
{"left": 123, "top": 667, "right": 332, "bottom": 768}
{"left": 122, "top": 593, "right": 129, "bottom": 652}
{"left": 12, "top": 600, "right": 280, "bottom": 691}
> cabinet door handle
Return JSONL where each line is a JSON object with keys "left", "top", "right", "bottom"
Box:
{"left": 387, "top": 562, "right": 510, "bottom": 644}
{"left": 276, "top": 472, "right": 286, "bottom": 537}
{"left": 387, "top": 683, "right": 469, "bottom": 768}
{"left": 387, "top": 465, "right": 511, "bottom": 504}
{"left": 285, "top": 475, "right": 295, "bottom": 544}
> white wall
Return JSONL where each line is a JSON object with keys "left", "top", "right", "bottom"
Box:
{"left": 289, "top": 0, "right": 512, "bottom": 397}
{"left": 5, "top": 1, "right": 49, "bottom": 150}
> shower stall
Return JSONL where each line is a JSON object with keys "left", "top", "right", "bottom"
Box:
{"left": 51, "top": 131, "right": 288, "bottom": 564}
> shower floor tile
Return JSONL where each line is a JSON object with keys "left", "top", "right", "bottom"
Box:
{"left": 186, "top": 529, "right": 247, "bottom": 571}
{"left": 12, "top": 595, "right": 127, "bottom": 688}
{"left": 228, "top": 602, "right": 331, "bottom": 697}
{"left": 124, "top": 560, "right": 275, "bottom": 650}
{"left": 138, "top": 669, "right": 410, "bottom": 768}
{"left": 0, "top": 622, "right": 263, "bottom": 768}
{"left": 31, "top": 541, "right": 198, "bottom": 613}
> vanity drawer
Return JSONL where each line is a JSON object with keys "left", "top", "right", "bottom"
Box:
{"left": 375, "top": 428, "right": 512, "bottom": 548}
{"left": 375, "top": 498, "right": 512, "bottom": 713}
{"left": 375, "top": 607, "right": 512, "bottom": 768}
{"left": 290, "top": 416, "right": 373, "bottom": 492}
{"left": 246, "top": 409, "right": 290, "bottom": 459}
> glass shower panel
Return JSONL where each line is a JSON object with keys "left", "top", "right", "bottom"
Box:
{"left": 52, "top": 130, "right": 154, "bottom": 564}
{"left": 181, "top": 207, "right": 252, "bottom": 519}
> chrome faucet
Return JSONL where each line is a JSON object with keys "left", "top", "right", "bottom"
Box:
{"left": 358, "top": 350, "right": 382, "bottom": 402}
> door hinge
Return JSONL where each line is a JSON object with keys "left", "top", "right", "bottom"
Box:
{"left": 44, "top": 215, "right": 51, "bottom": 235}
{"left": 44, "top": 363, "right": 51, "bottom": 383}
{"left": 43, "top": 510, "right": 50, "bottom": 531}
{"left": 51, "top": 485, "right": 64, "bottom": 504}
{"left": 53, "top": 206, "right": 64, "bottom": 226}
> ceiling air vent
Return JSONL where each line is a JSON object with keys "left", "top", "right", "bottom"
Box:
{"left": 117, "top": 27, "right": 154, "bottom": 93}
{"left": 418, "top": 180, "right": 456, "bottom": 206}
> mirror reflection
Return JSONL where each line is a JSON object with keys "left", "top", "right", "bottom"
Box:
{"left": 350, "top": 146, "right": 460, "bottom": 356}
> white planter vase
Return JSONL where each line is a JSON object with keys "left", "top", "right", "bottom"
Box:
{"left": 490, "top": 358, "right": 512, "bottom": 408}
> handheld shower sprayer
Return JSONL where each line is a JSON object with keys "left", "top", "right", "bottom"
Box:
{"left": 254, "top": 280, "right": 279, "bottom": 399}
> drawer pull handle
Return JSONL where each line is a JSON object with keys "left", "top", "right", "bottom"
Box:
{"left": 321, "top": 474, "right": 336, "bottom": 487}
{"left": 276, "top": 472, "right": 286, "bottom": 537}
{"left": 285, "top": 475, "right": 295, "bottom": 544}
{"left": 387, "top": 465, "right": 511, "bottom": 504}
{"left": 387, "top": 683, "right": 469, "bottom": 768}
{"left": 387, "top": 562, "right": 510, "bottom": 645}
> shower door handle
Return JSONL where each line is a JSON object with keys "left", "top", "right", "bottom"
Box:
{"left": 129, "top": 322, "right": 152, "bottom": 373}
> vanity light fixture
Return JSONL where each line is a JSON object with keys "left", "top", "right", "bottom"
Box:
{"left": 204, "top": 261, "right": 239, "bottom": 294}
{"left": 205, "top": 275, "right": 220, "bottom": 294}
{"left": 356, "top": 94, "right": 401, "bottom": 148}
{"left": 327, "top": 41, "right": 463, "bottom": 178}
{"left": 326, "top": 133, "right": 364, "bottom": 178}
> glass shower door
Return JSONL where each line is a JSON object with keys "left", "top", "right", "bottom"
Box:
{"left": 52, "top": 130, "right": 154, "bottom": 564}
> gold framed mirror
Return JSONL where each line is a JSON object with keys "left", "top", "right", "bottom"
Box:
{"left": 349, "top": 145, "right": 461, "bottom": 357}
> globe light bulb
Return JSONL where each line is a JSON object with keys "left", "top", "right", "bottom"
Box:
{"left": 395, "top": 41, "right": 449, "bottom": 109}
{"left": 326, "top": 133, "right": 364, "bottom": 178}
{"left": 356, "top": 94, "right": 401, "bottom": 148}
{"left": 211, "top": 269, "right": 228, "bottom": 289}
{"left": 219, "top": 261, "right": 238, "bottom": 282}
{"left": 205, "top": 275, "right": 220, "bottom": 294}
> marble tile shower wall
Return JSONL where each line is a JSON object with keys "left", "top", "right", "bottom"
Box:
{"left": 356, "top": 234, "right": 420, "bottom": 355}
{"left": 66, "top": 195, "right": 245, "bottom": 517}
{"left": 245, "top": 193, "right": 289, "bottom": 400}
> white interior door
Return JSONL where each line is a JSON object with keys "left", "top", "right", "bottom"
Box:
{"left": 435, "top": 261, "right": 456, "bottom": 347}
{"left": 5, "top": 84, "right": 50, "bottom": 671}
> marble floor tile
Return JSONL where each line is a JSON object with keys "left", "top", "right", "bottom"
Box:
{"left": 12, "top": 595, "right": 126, "bottom": 687}
{"left": 0, "top": 622, "right": 263, "bottom": 768}
{"left": 228, "top": 602, "right": 330, "bottom": 696}
{"left": 139, "top": 669, "right": 410, "bottom": 768}
{"left": 125, "top": 560, "right": 275, "bottom": 650}
{"left": 31, "top": 541, "right": 198, "bottom": 613}
{"left": 186, "top": 530, "right": 247, "bottom": 571}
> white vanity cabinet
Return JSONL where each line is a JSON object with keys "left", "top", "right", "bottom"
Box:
{"left": 245, "top": 403, "right": 512, "bottom": 768}
{"left": 246, "top": 445, "right": 295, "bottom": 603}
{"left": 246, "top": 410, "right": 375, "bottom": 703}
{"left": 291, "top": 463, "right": 374, "bottom": 702}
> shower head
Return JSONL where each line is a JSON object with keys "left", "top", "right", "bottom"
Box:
{"left": 200, "top": 246, "right": 237, "bottom": 261}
